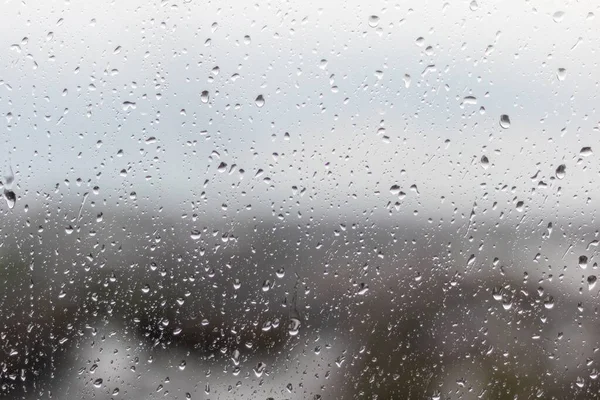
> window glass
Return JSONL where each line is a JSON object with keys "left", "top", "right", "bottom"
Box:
{"left": 1, "top": 1, "right": 599, "bottom": 399}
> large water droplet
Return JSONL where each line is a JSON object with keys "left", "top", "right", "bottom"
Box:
{"left": 553, "top": 11, "right": 565, "bottom": 23}
{"left": 481, "top": 155, "right": 489, "bottom": 169}
{"left": 499, "top": 114, "right": 511, "bottom": 129}
{"left": 368, "top": 15, "right": 380, "bottom": 28}
{"left": 288, "top": 317, "right": 301, "bottom": 336}
{"left": 3, "top": 189, "right": 15, "bottom": 209}
{"left": 253, "top": 362, "right": 266, "bottom": 377}
{"left": 201, "top": 90, "right": 209, "bottom": 103}
{"left": 588, "top": 275, "right": 597, "bottom": 291}
{"left": 255, "top": 95, "right": 265, "bottom": 108}
{"left": 555, "top": 164, "right": 566, "bottom": 180}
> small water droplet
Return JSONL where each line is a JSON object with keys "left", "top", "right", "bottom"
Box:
{"left": 556, "top": 68, "right": 567, "bottom": 81}
{"left": 580, "top": 147, "right": 593, "bottom": 157}
{"left": 499, "top": 114, "right": 511, "bottom": 129}
{"left": 579, "top": 255, "right": 588, "bottom": 269}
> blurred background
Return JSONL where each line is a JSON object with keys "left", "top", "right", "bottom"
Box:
{"left": 1, "top": 0, "right": 600, "bottom": 398}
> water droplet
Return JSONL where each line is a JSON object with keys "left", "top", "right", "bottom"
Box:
{"left": 481, "top": 155, "right": 489, "bottom": 169}
{"left": 288, "top": 318, "right": 301, "bottom": 336}
{"left": 588, "top": 275, "right": 597, "bottom": 291}
{"left": 231, "top": 349, "right": 240, "bottom": 365}
{"left": 544, "top": 296, "right": 555, "bottom": 309}
{"left": 403, "top": 74, "right": 411, "bottom": 88}
{"left": 201, "top": 90, "right": 209, "bottom": 103}
{"left": 499, "top": 114, "right": 511, "bottom": 129}
{"left": 553, "top": 11, "right": 565, "bottom": 23}
{"left": 390, "top": 185, "right": 401, "bottom": 195}
{"left": 190, "top": 230, "right": 201, "bottom": 240}
{"left": 255, "top": 95, "right": 265, "bottom": 107}
{"left": 93, "top": 378, "right": 103, "bottom": 388}
{"left": 516, "top": 201, "right": 524, "bottom": 212}
{"left": 555, "top": 164, "right": 566, "bottom": 180}
{"left": 557, "top": 68, "right": 567, "bottom": 81}
{"left": 253, "top": 362, "right": 266, "bottom": 377}
{"left": 580, "top": 147, "right": 592, "bottom": 157}
{"left": 122, "top": 101, "right": 136, "bottom": 111}
{"left": 469, "top": 0, "right": 479, "bottom": 11}
{"left": 262, "top": 280, "right": 272, "bottom": 292}
{"left": 579, "top": 255, "right": 588, "bottom": 269}
{"left": 276, "top": 268, "right": 285, "bottom": 278}
{"left": 368, "top": 15, "right": 380, "bottom": 28}
{"left": 4, "top": 189, "right": 16, "bottom": 209}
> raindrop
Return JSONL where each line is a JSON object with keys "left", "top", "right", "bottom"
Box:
{"left": 580, "top": 147, "right": 592, "bottom": 157}
{"left": 255, "top": 95, "right": 265, "bottom": 107}
{"left": 587, "top": 275, "right": 597, "bottom": 291}
{"left": 368, "top": 15, "right": 380, "bottom": 28}
{"left": 579, "top": 255, "right": 588, "bottom": 269}
{"left": 288, "top": 318, "right": 301, "bottom": 336}
{"left": 201, "top": 90, "right": 209, "bottom": 103}
{"left": 555, "top": 164, "right": 566, "bottom": 180}
{"left": 553, "top": 11, "right": 565, "bottom": 23}
{"left": 499, "top": 114, "right": 511, "bottom": 129}
{"left": 3, "top": 189, "right": 16, "bottom": 209}
{"left": 253, "top": 362, "right": 266, "bottom": 377}
{"left": 557, "top": 68, "right": 567, "bottom": 81}
{"left": 481, "top": 155, "right": 489, "bottom": 169}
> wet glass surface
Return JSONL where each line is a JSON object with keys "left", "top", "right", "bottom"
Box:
{"left": 1, "top": 1, "right": 600, "bottom": 399}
